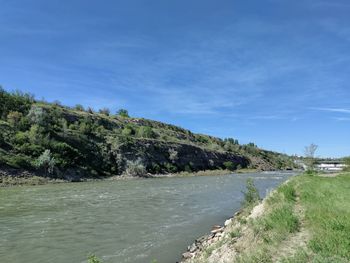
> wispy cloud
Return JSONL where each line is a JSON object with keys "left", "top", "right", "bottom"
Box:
{"left": 311, "top": 107, "right": 350, "bottom": 114}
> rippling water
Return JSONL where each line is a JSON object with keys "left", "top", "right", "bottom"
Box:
{"left": 0, "top": 172, "right": 295, "bottom": 263}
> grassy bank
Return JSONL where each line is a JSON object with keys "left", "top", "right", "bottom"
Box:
{"left": 184, "top": 172, "right": 350, "bottom": 262}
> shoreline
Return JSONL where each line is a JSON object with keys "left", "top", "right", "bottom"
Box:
{"left": 0, "top": 168, "right": 268, "bottom": 187}
{"left": 179, "top": 172, "right": 350, "bottom": 262}
{"left": 178, "top": 183, "right": 278, "bottom": 262}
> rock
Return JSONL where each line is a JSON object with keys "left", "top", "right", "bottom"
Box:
{"left": 189, "top": 243, "right": 197, "bottom": 253}
{"left": 224, "top": 219, "right": 232, "bottom": 226}
{"left": 215, "top": 232, "right": 224, "bottom": 238}
{"left": 211, "top": 227, "right": 224, "bottom": 234}
{"left": 182, "top": 252, "right": 193, "bottom": 259}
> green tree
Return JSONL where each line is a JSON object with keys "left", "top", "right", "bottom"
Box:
{"left": 223, "top": 161, "right": 236, "bottom": 171}
{"left": 304, "top": 143, "right": 318, "bottom": 172}
{"left": 7, "top": 111, "right": 23, "bottom": 128}
{"left": 344, "top": 157, "right": 350, "bottom": 171}
{"left": 117, "top": 109, "right": 129, "bottom": 118}
{"left": 87, "top": 254, "right": 102, "bottom": 263}
{"left": 125, "top": 159, "right": 146, "bottom": 176}
{"left": 35, "top": 149, "right": 56, "bottom": 176}
{"left": 99, "top": 108, "right": 110, "bottom": 116}
{"left": 137, "top": 126, "right": 155, "bottom": 138}
{"left": 242, "top": 178, "right": 260, "bottom": 207}
{"left": 27, "top": 106, "right": 47, "bottom": 126}
{"left": 122, "top": 124, "right": 136, "bottom": 136}
{"left": 74, "top": 104, "right": 84, "bottom": 111}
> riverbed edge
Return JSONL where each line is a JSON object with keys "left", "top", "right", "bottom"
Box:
{"left": 0, "top": 167, "right": 267, "bottom": 187}
{"left": 178, "top": 176, "right": 294, "bottom": 262}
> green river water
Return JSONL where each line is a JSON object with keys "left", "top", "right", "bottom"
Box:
{"left": 0, "top": 171, "right": 295, "bottom": 263}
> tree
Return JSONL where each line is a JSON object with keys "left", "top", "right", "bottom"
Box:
{"left": 7, "top": 111, "right": 23, "bottom": 128}
{"left": 168, "top": 148, "right": 178, "bottom": 163}
{"left": 137, "top": 126, "right": 155, "bottom": 138}
{"left": 125, "top": 159, "right": 146, "bottom": 177}
{"left": 35, "top": 149, "right": 56, "bottom": 176}
{"left": 304, "top": 143, "right": 318, "bottom": 172}
{"left": 242, "top": 178, "right": 260, "bottom": 207}
{"left": 117, "top": 109, "right": 129, "bottom": 118}
{"left": 74, "top": 104, "right": 84, "bottom": 111}
{"left": 223, "top": 161, "right": 236, "bottom": 171}
{"left": 87, "top": 107, "right": 94, "bottom": 114}
{"left": 99, "top": 108, "right": 110, "bottom": 116}
{"left": 122, "top": 125, "right": 136, "bottom": 136}
{"left": 27, "top": 106, "right": 47, "bottom": 126}
{"left": 344, "top": 157, "right": 350, "bottom": 171}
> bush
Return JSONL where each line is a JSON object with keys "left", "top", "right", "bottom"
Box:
{"left": 122, "top": 124, "right": 136, "bottom": 136}
{"left": 168, "top": 148, "right": 178, "bottom": 163}
{"left": 6, "top": 155, "right": 32, "bottom": 169}
{"left": 242, "top": 178, "right": 260, "bottom": 207}
{"left": 99, "top": 108, "right": 110, "bottom": 116}
{"left": 344, "top": 157, "right": 350, "bottom": 171}
{"left": 117, "top": 109, "right": 129, "bottom": 118}
{"left": 125, "top": 159, "right": 146, "bottom": 176}
{"left": 27, "top": 106, "right": 47, "bottom": 126}
{"left": 137, "top": 126, "right": 155, "bottom": 138}
{"left": 35, "top": 149, "right": 56, "bottom": 175}
{"left": 223, "top": 161, "right": 236, "bottom": 171}
{"left": 164, "top": 163, "right": 178, "bottom": 173}
{"left": 150, "top": 163, "right": 161, "bottom": 174}
{"left": 87, "top": 254, "right": 102, "bottom": 263}
{"left": 74, "top": 104, "right": 84, "bottom": 111}
{"left": 7, "top": 111, "right": 23, "bottom": 128}
{"left": 184, "top": 164, "right": 192, "bottom": 173}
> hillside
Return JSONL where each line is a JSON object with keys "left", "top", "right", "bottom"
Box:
{"left": 0, "top": 88, "right": 295, "bottom": 180}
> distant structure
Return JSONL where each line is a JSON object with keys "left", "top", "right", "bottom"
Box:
{"left": 316, "top": 160, "right": 346, "bottom": 172}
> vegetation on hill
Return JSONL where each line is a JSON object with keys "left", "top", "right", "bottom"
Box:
{"left": 0, "top": 88, "right": 295, "bottom": 179}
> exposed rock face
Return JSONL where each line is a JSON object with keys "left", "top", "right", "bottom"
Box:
{"left": 118, "top": 139, "right": 251, "bottom": 173}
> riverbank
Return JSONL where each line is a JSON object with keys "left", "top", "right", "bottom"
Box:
{"left": 0, "top": 168, "right": 262, "bottom": 187}
{"left": 181, "top": 172, "right": 350, "bottom": 262}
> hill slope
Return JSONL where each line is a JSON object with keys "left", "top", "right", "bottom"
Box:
{"left": 0, "top": 88, "right": 295, "bottom": 179}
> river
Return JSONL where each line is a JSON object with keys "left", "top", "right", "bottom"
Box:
{"left": 0, "top": 171, "right": 295, "bottom": 263}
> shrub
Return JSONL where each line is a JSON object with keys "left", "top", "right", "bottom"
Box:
{"left": 6, "top": 155, "right": 32, "bottom": 169}
{"left": 137, "top": 126, "right": 155, "bottom": 138}
{"left": 125, "top": 159, "right": 146, "bottom": 176}
{"left": 117, "top": 109, "right": 129, "bottom": 118}
{"left": 122, "top": 124, "right": 136, "bottom": 136}
{"left": 165, "top": 163, "right": 178, "bottom": 173}
{"left": 99, "top": 108, "right": 110, "bottom": 116}
{"left": 242, "top": 178, "right": 260, "bottom": 207}
{"left": 74, "top": 104, "right": 84, "bottom": 111}
{"left": 87, "top": 107, "right": 94, "bottom": 114}
{"left": 223, "top": 161, "right": 236, "bottom": 171}
{"left": 7, "top": 111, "right": 23, "bottom": 128}
{"left": 27, "top": 106, "right": 48, "bottom": 126}
{"left": 35, "top": 149, "right": 56, "bottom": 175}
{"left": 87, "top": 254, "right": 102, "bottom": 263}
{"left": 168, "top": 149, "right": 178, "bottom": 163}
{"left": 0, "top": 132, "right": 4, "bottom": 146}
{"left": 344, "top": 157, "right": 350, "bottom": 171}
{"left": 150, "top": 163, "right": 161, "bottom": 174}
{"left": 184, "top": 164, "right": 192, "bottom": 173}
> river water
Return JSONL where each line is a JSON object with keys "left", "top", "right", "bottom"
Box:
{"left": 0, "top": 171, "right": 295, "bottom": 263}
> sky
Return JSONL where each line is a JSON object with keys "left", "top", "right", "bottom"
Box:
{"left": 0, "top": 0, "right": 349, "bottom": 157}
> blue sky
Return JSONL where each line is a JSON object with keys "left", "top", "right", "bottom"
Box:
{"left": 0, "top": 0, "right": 349, "bottom": 157}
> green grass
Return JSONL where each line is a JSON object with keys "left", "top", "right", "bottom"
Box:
{"left": 234, "top": 173, "right": 350, "bottom": 262}
{"left": 299, "top": 174, "right": 350, "bottom": 261}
